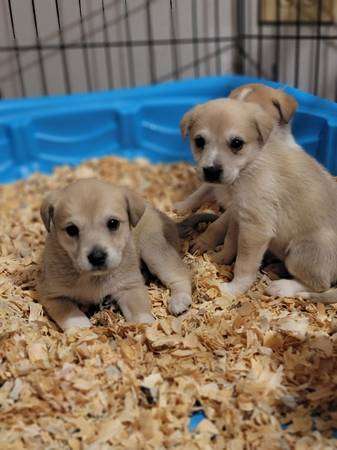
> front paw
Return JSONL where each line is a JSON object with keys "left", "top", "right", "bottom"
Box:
{"left": 210, "top": 250, "right": 235, "bottom": 265}
{"left": 190, "top": 236, "right": 210, "bottom": 254}
{"left": 62, "top": 315, "right": 92, "bottom": 331}
{"left": 219, "top": 281, "right": 247, "bottom": 297}
{"left": 168, "top": 293, "right": 192, "bottom": 315}
{"left": 133, "top": 313, "right": 155, "bottom": 324}
{"left": 210, "top": 251, "right": 225, "bottom": 265}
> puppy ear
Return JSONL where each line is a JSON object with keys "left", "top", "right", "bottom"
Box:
{"left": 230, "top": 83, "right": 298, "bottom": 125}
{"left": 180, "top": 108, "right": 195, "bottom": 139}
{"left": 272, "top": 91, "right": 298, "bottom": 124}
{"left": 254, "top": 111, "right": 274, "bottom": 145}
{"left": 228, "top": 84, "right": 255, "bottom": 101}
{"left": 40, "top": 190, "right": 60, "bottom": 232}
{"left": 124, "top": 188, "right": 147, "bottom": 227}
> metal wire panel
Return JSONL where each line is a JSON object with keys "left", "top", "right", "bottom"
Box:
{"left": 0, "top": 0, "right": 336, "bottom": 99}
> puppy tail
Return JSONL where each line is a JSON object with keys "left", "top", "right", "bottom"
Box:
{"left": 177, "top": 213, "right": 219, "bottom": 239}
{"left": 297, "top": 288, "right": 337, "bottom": 304}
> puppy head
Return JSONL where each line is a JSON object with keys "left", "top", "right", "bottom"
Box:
{"left": 41, "top": 179, "right": 146, "bottom": 274}
{"left": 180, "top": 98, "right": 274, "bottom": 185}
{"left": 229, "top": 83, "right": 298, "bottom": 124}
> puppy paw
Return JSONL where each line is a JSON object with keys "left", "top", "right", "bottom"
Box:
{"left": 168, "top": 293, "right": 192, "bottom": 315}
{"left": 210, "top": 251, "right": 225, "bottom": 265}
{"left": 219, "top": 282, "right": 238, "bottom": 298}
{"left": 211, "top": 251, "right": 235, "bottom": 265}
{"left": 62, "top": 315, "right": 92, "bottom": 331}
{"left": 190, "top": 236, "right": 211, "bottom": 254}
{"left": 133, "top": 313, "right": 155, "bottom": 324}
{"left": 265, "top": 279, "right": 305, "bottom": 297}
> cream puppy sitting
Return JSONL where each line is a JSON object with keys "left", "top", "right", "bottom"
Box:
{"left": 176, "top": 84, "right": 298, "bottom": 254}
{"left": 179, "top": 96, "right": 337, "bottom": 303}
{"left": 38, "top": 179, "right": 192, "bottom": 331}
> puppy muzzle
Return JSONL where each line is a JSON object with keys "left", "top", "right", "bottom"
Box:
{"left": 202, "top": 165, "right": 223, "bottom": 183}
{"left": 87, "top": 247, "right": 107, "bottom": 270}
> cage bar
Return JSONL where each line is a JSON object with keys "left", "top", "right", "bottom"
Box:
{"left": 0, "top": 0, "right": 335, "bottom": 100}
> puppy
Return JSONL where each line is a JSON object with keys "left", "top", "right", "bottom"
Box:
{"left": 178, "top": 94, "right": 337, "bottom": 303}
{"left": 176, "top": 84, "right": 297, "bottom": 255}
{"left": 38, "top": 179, "right": 192, "bottom": 331}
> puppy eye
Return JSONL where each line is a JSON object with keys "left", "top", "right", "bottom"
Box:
{"left": 229, "top": 137, "right": 244, "bottom": 152}
{"left": 194, "top": 135, "right": 206, "bottom": 150}
{"left": 65, "top": 224, "right": 79, "bottom": 237}
{"left": 107, "top": 218, "right": 120, "bottom": 231}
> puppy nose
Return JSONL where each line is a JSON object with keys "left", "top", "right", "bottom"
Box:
{"left": 87, "top": 247, "right": 107, "bottom": 267}
{"left": 203, "top": 165, "right": 223, "bottom": 182}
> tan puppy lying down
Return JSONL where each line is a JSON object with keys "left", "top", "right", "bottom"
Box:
{"left": 39, "top": 179, "right": 191, "bottom": 331}
{"left": 178, "top": 87, "right": 337, "bottom": 303}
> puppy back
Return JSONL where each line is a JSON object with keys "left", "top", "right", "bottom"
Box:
{"left": 133, "top": 206, "right": 180, "bottom": 252}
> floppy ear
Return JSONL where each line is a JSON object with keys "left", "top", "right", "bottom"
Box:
{"left": 228, "top": 84, "right": 255, "bottom": 101}
{"left": 254, "top": 111, "right": 274, "bottom": 146}
{"left": 230, "top": 83, "right": 298, "bottom": 125}
{"left": 180, "top": 108, "right": 195, "bottom": 139}
{"left": 124, "top": 188, "right": 147, "bottom": 227}
{"left": 272, "top": 91, "right": 298, "bottom": 124}
{"left": 40, "top": 190, "right": 61, "bottom": 232}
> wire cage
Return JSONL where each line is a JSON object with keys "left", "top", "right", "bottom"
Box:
{"left": 0, "top": 0, "right": 336, "bottom": 100}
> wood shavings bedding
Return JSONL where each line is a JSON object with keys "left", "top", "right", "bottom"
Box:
{"left": 0, "top": 156, "right": 336, "bottom": 450}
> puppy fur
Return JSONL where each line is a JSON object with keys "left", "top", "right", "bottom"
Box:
{"left": 39, "top": 179, "right": 191, "bottom": 331}
{"left": 178, "top": 87, "right": 337, "bottom": 302}
{"left": 175, "top": 84, "right": 298, "bottom": 255}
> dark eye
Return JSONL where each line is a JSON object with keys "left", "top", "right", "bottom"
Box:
{"left": 194, "top": 135, "right": 206, "bottom": 150}
{"left": 107, "top": 218, "right": 120, "bottom": 231}
{"left": 65, "top": 224, "right": 79, "bottom": 237}
{"left": 229, "top": 137, "right": 244, "bottom": 152}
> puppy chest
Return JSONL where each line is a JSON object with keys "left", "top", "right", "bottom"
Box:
{"left": 213, "top": 186, "right": 231, "bottom": 208}
{"left": 67, "top": 278, "right": 119, "bottom": 305}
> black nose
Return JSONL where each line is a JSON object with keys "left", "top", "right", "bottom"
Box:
{"left": 87, "top": 247, "right": 107, "bottom": 267}
{"left": 203, "top": 166, "right": 223, "bottom": 182}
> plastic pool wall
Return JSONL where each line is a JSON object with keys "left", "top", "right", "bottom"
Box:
{"left": 0, "top": 75, "right": 337, "bottom": 184}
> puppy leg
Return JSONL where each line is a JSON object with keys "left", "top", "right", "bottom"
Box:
{"left": 40, "top": 297, "right": 92, "bottom": 331}
{"left": 267, "top": 235, "right": 333, "bottom": 299}
{"left": 142, "top": 241, "right": 192, "bottom": 315}
{"left": 211, "top": 218, "right": 238, "bottom": 264}
{"left": 190, "top": 210, "right": 230, "bottom": 254}
{"left": 165, "top": 257, "right": 192, "bottom": 316}
{"left": 220, "top": 226, "right": 270, "bottom": 296}
{"left": 116, "top": 286, "right": 154, "bottom": 324}
{"left": 173, "top": 185, "right": 214, "bottom": 213}
{"left": 287, "top": 239, "right": 333, "bottom": 291}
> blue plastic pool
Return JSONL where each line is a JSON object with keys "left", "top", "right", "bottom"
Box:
{"left": 1, "top": 75, "right": 337, "bottom": 184}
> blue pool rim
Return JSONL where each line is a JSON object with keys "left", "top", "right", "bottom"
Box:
{"left": 0, "top": 74, "right": 337, "bottom": 183}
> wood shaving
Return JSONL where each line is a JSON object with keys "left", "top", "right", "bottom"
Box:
{"left": 0, "top": 156, "right": 336, "bottom": 449}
